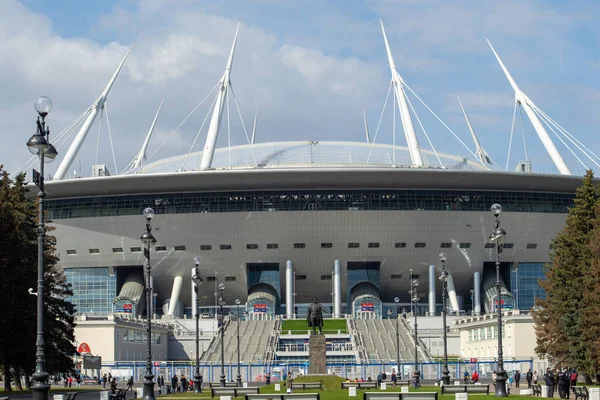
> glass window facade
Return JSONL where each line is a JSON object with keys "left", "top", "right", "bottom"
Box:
{"left": 64, "top": 267, "right": 116, "bottom": 315}
{"left": 45, "top": 189, "right": 574, "bottom": 220}
{"left": 511, "top": 263, "right": 547, "bottom": 311}
{"left": 247, "top": 263, "right": 281, "bottom": 297}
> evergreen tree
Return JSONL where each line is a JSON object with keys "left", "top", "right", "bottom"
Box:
{"left": 532, "top": 170, "right": 599, "bottom": 378}
{"left": 0, "top": 167, "right": 76, "bottom": 390}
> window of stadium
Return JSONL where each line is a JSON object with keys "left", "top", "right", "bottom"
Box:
{"left": 220, "top": 244, "right": 232, "bottom": 250}
{"left": 348, "top": 242, "right": 360, "bottom": 248}
{"left": 267, "top": 243, "right": 279, "bottom": 249}
{"left": 112, "top": 248, "right": 123, "bottom": 254}
{"left": 66, "top": 249, "right": 77, "bottom": 255}
{"left": 247, "top": 244, "right": 258, "bottom": 249}
{"left": 294, "top": 243, "right": 306, "bottom": 249}
{"left": 174, "top": 245, "right": 186, "bottom": 251}
{"left": 441, "top": 243, "right": 451, "bottom": 248}
{"left": 415, "top": 242, "right": 426, "bottom": 248}
{"left": 321, "top": 243, "right": 333, "bottom": 248}
{"left": 395, "top": 242, "right": 406, "bottom": 248}
{"left": 89, "top": 249, "right": 100, "bottom": 254}
{"left": 130, "top": 247, "right": 142, "bottom": 252}
{"left": 200, "top": 245, "right": 212, "bottom": 250}
{"left": 368, "top": 242, "right": 380, "bottom": 248}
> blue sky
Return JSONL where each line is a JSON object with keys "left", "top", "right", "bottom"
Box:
{"left": 2, "top": 0, "right": 600, "bottom": 176}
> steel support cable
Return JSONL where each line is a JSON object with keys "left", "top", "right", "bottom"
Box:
{"left": 146, "top": 82, "right": 220, "bottom": 164}
{"left": 505, "top": 100, "right": 518, "bottom": 171}
{"left": 229, "top": 85, "right": 257, "bottom": 167}
{"left": 366, "top": 81, "right": 393, "bottom": 165}
{"left": 104, "top": 105, "right": 119, "bottom": 174}
{"left": 180, "top": 90, "right": 220, "bottom": 171}
{"left": 532, "top": 104, "right": 600, "bottom": 165}
{"left": 532, "top": 107, "right": 590, "bottom": 170}
{"left": 518, "top": 102, "right": 529, "bottom": 161}
{"left": 402, "top": 83, "right": 481, "bottom": 164}
{"left": 393, "top": 86, "right": 396, "bottom": 165}
{"left": 94, "top": 107, "right": 104, "bottom": 166}
{"left": 404, "top": 89, "right": 445, "bottom": 169}
{"left": 227, "top": 85, "right": 231, "bottom": 169}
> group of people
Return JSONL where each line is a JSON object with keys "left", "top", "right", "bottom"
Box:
{"left": 463, "top": 370, "right": 480, "bottom": 384}
{"left": 543, "top": 367, "right": 578, "bottom": 398}
{"left": 169, "top": 374, "right": 200, "bottom": 392}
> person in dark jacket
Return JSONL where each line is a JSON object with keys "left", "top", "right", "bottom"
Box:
{"left": 544, "top": 368, "right": 555, "bottom": 398}
{"left": 514, "top": 370, "right": 521, "bottom": 388}
{"left": 526, "top": 369, "right": 533, "bottom": 388}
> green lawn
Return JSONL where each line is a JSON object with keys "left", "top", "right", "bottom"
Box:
{"left": 281, "top": 319, "right": 347, "bottom": 334}
{"left": 157, "top": 376, "right": 544, "bottom": 400}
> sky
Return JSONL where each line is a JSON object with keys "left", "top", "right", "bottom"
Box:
{"left": 2, "top": 0, "right": 600, "bottom": 178}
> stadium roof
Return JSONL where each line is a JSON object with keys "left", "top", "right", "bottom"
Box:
{"left": 129, "top": 141, "right": 488, "bottom": 174}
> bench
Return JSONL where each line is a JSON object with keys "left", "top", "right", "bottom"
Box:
{"left": 363, "top": 392, "right": 438, "bottom": 400}
{"left": 574, "top": 387, "right": 589, "bottom": 400}
{"left": 245, "top": 394, "right": 320, "bottom": 400}
{"left": 342, "top": 382, "right": 378, "bottom": 390}
{"left": 211, "top": 387, "right": 260, "bottom": 397}
{"left": 441, "top": 384, "right": 490, "bottom": 395}
{"left": 292, "top": 382, "right": 324, "bottom": 390}
{"left": 109, "top": 389, "right": 125, "bottom": 400}
{"left": 532, "top": 384, "right": 542, "bottom": 396}
{"left": 209, "top": 381, "right": 238, "bottom": 388}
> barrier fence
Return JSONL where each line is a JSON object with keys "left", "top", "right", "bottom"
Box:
{"left": 99, "top": 359, "right": 541, "bottom": 383}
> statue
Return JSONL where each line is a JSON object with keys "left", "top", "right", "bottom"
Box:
{"left": 307, "top": 297, "right": 325, "bottom": 334}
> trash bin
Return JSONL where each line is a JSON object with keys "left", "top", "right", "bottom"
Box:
{"left": 99, "top": 391, "right": 109, "bottom": 400}
{"left": 136, "top": 388, "right": 144, "bottom": 399}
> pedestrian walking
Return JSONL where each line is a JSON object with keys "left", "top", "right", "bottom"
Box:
{"left": 127, "top": 376, "right": 134, "bottom": 391}
{"left": 526, "top": 369, "right": 533, "bottom": 388}
{"left": 110, "top": 378, "right": 117, "bottom": 394}
{"left": 515, "top": 370, "right": 521, "bottom": 388}
{"left": 102, "top": 374, "right": 108, "bottom": 389}
{"left": 533, "top": 371, "right": 538, "bottom": 385}
{"left": 391, "top": 370, "right": 397, "bottom": 388}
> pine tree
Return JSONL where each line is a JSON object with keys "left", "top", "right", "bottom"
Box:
{"left": 532, "top": 170, "right": 599, "bottom": 378}
{"left": 0, "top": 167, "right": 76, "bottom": 390}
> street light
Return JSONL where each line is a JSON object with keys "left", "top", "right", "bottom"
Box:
{"left": 218, "top": 283, "right": 226, "bottom": 387}
{"left": 235, "top": 298, "right": 242, "bottom": 387}
{"left": 489, "top": 203, "right": 508, "bottom": 397}
{"left": 438, "top": 253, "right": 450, "bottom": 385}
{"left": 411, "top": 279, "right": 421, "bottom": 383}
{"left": 394, "top": 297, "right": 400, "bottom": 374}
{"left": 141, "top": 207, "right": 157, "bottom": 400}
{"left": 28, "top": 96, "right": 58, "bottom": 400}
{"left": 191, "top": 257, "right": 203, "bottom": 393}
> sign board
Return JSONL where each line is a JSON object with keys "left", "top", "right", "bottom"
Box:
{"left": 77, "top": 343, "right": 91, "bottom": 354}
{"left": 381, "top": 382, "right": 387, "bottom": 390}
{"left": 349, "top": 387, "right": 357, "bottom": 397}
{"left": 274, "top": 384, "right": 281, "bottom": 392}
{"left": 83, "top": 355, "right": 101, "bottom": 370}
{"left": 401, "top": 387, "right": 409, "bottom": 393}
{"left": 360, "top": 302, "right": 375, "bottom": 312}
{"left": 111, "top": 368, "right": 133, "bottom": 378}
{"left": 253, "top": 304, "right": 267, "bottom": 313}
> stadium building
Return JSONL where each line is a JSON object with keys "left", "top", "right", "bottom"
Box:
{"left": 22, "top": 23, "right": 597, "bottom": 367}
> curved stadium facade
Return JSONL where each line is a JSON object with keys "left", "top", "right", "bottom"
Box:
{"left": 44, "top": 141, "right": 579, "bottom": 322}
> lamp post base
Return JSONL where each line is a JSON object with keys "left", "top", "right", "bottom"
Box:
{"left": 142, "top": 373, "right": 156, "bottom": 400}
{"left": 494, "top": 372, "right": 509, "bottom": 397}
{"left": 193, "top": 373, "right": 202, "bottom": 393}
{"left": 31, "top": 380, "right": 50, "bottom": 400}
{"left": 441, "top": 367, "right": 450, "bottom": 385}
{"left": 236, "top": 373, "right": 242, "bottom": 387}
{"left": 220, "top": 373, "right": 226, "bottom": 388}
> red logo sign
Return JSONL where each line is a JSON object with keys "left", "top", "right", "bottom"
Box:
{"left": 254, "top": 304, "right": 267, "bottom": 313}
{"left": 77, "top": 343, "right": 91, "bottom": 354}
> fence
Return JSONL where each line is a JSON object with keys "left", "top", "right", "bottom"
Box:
{"left": 100, "top": 359, "right": 541, "bottom": 383}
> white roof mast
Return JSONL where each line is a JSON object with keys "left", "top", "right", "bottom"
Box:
{"left": 380, "top": 20, "right": 423, "bottom": 167}
{"left": 132, "top": 99, "right": 164, "bottom": 169}
{"left": 199, "top": 23, "right": 240, "bottom": 170}
{"left": 486, "top": 38, "right": 571, "bottom": 176}
{"left": 54, "top": 44, "right": 134, "bottom": 180}
{"left": 457, "top": 95, "right": 491, "bottom": 165}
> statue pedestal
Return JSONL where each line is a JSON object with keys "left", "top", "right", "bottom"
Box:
{"left": 308, "top": 334, "right": 327, "bottom": 375}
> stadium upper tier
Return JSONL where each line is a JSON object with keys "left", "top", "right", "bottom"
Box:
{"left": 128, "top": 141, "right": 488, "bottom": 174}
